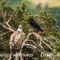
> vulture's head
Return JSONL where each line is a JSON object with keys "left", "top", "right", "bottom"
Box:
{"left": 17, "top": 25, "right": 23, "bottom": 32}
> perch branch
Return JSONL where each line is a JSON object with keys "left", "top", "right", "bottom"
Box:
{"left": 0, "top": 31, "right": 10, "bottom": 36}
{"left": 0, "top": 4, "right": 17, "bottom": 32}
{"left": 42, "top": 40, "right": 53, "bottom": 50}
{"left": 43, "top": 38, "right": 55, "bottom": 47}
{"left": 25, "top": 40, "right": 36, "bottom": 46}
{"left": 0, "top": 23, "right": 14, "bottom": 32}
{"left": 24, "top": 44, "right": 37, "bottom": 49}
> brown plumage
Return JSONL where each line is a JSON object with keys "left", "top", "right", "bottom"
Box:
{"left": 10, "top": 25, "right": 26, "bottom": 52}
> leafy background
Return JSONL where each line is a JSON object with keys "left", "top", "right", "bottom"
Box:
{"left": 9, "top": 0, "right": 60, "bottom": 28}
{"left": 0, "top": 0, "right": 60, "bottom": 60}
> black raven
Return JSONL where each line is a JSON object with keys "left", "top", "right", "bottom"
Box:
{"left": 29, "top": 17, "right": 43, "bottom": 32}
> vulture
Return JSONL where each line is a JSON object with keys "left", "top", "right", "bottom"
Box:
{"left": 10, "top": 25, "right": 25, "bottom": 54}
{"left": 29, "top": 17, "right": 43, "bottom": 32}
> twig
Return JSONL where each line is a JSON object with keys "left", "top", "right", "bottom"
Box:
{"left": 0, "top": 23, "right": 14, "bottom": 32}
{"left": 43, "top": 38, "right": 55, "bottom": 47}
{"left": 25, "top": 40, "right": 36, "bottom": 46}
{"left": 0, "top": 31, "right": 10, "bottom": 36}
{"left": 42, "top": 40, "right": 53, "bottom": 50}
{"left": 24, "top": 44, "right": 37, "bottom": 49}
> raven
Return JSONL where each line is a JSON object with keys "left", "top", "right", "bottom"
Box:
{"left": 29, "top": 17, "right": 43, "bottom": 32}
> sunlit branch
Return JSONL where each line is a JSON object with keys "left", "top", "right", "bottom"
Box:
{"left": 0, "top": 31, "right": 10, "bottom": 36}
{"left": 0, "top": 23, "right": 14, "bottom": 32}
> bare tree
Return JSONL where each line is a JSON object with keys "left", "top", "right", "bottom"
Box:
{"left": 2, "top": 30, "right": 54, "bottom": 60}
{"left": 0, "top": 1, "right": 21, "bottom": 33}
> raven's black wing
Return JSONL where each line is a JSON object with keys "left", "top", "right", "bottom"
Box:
{"left": 29, "top": 17, "right": 43, "bottom": 32}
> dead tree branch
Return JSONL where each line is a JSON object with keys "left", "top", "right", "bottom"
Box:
{"left": 42, "top": 40, "right": 53, "bottom": 50}
{"left": 21, "top": 32, "right": 53, "bottom": 51}
{"left": 3, "top": 32, "right": 54, "bottom": 60}
{"left": 0, "top": 2, "right": 20, "bottom": 32}
{"left": 43, "top": 38, "right": 55, "bottom": 47}
{"left": 0, "top": 23, "right": 14, "bottom": 32}
{"left": 0, "top": 31, "right": 10, "bottom": 36}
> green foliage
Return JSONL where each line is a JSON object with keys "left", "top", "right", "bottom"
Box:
{"left": 0, "top": 1, "right": 60, "bottom": 59}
